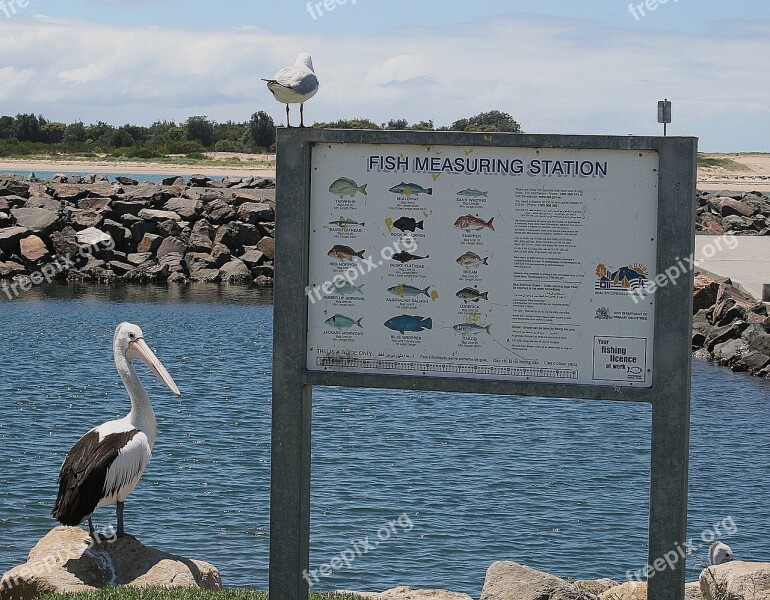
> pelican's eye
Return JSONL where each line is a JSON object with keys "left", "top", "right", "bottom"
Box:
{"left": 128, "top": 332, "right": 136, "bottom": 340}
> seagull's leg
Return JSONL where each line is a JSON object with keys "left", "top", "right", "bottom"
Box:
{"left": 285, "top": 104, "right": 291, "bottom": 128}
{"left": 116, "top": 501, "right": 125, "bottom": 537}
{"left": 88, "top": 517, "right": 96, "bottom": 541}
{"left": 300, "top": 103, "right": 305, "bottom": 128}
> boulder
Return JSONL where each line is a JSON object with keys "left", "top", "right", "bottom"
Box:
{"left": 24, "top": 195, "right": 62, "bottom": 212}
{"left": 480, "top": 561, "right": 573, "bottom": 600}
{"left": 111, "top": 200, "right": 147, "bottom": 217}
{"left": 11, "top": 208, "right": 59, "bottom": 233}
{"left": 219, "top": 258, "right": 252, "bottom": 283}
{"left": 237, "top": 202, "right": 275, "bottom": 224}
{"left": 214, "top": 222, "right": 259, "bottom": 252}
{"left": 345, "top": 587, "right": 471, "bottom": 600}
{"left": 127, "top": 252, "right": 155, "bottom": 267}
{"left": 75, "top": 228, "right": 113, "bottom": 248}
{"left": 162, "top": 176, "right": 184, "bottom": 186}
{"left": 164, "top": 198, "right": 202, "bottom": 220}
{"left": 156, "top": 237, "right": 187, "bottom": 260}
{"left": 205, "top": 199, "right": 236, "bottom": 224}
{"left": 700, "top": 561, "right": 770, "bottom": 599}
{"left": 240, "top": 249, "right": 264, "bottom": 268}
{"left": 599, "top": 581, "right": 703, "bottom": 600}
{"left": 69, "top": 210, "right": 104, "bottom": 230}
{"left": 138, "top": 209, "right": 181, "bottom": 223}
{"left": 77, "top": 198, "right": 111, "bottom": 212}
{"left": 189, "top": 174, "right": 212, "bottom": 187}
{"left": 136, "top": 233, "right": 163, "bottom": 255}
{"left": 116, "top": 176, "right": 139, "bottom": 185}
{"left": 51, "top": 184, "right": 90, "bottom": 203}
{"left": 49, "top": 227, "right": 80, "bottom": 258}
{"left": 0, "top": 526, "right": 220, "bottom": 599}
{"left": 19, "top": 235, "right": 50, "bottom": 265}
{"left": 256, "top": 236, "right": 275, "bottom": 260}
{"left": 158, "top": 219, "right": 184, "bottom": 239}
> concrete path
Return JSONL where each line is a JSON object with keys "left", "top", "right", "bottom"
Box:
{"left": 695, "top": 235, "right": 770, "bottom": 300}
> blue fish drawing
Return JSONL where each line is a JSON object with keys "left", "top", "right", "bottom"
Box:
{"left": 384, "top": 314, "right": 433, "bottom": 334}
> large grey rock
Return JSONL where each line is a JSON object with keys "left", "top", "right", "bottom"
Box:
{"left": 0, "top": 526, "right": 221, "bottom": 599}
{"left": 10, "top": 208, "right": 58, "bottom": 233}
{"left": 164, "top": 198, "right": 202, "bottom": 220}
{"left": 700, "top": 561, "right": 770, "bottom": 599}
{"left": 599, "top": 581, "right": 703, "bottom": 600}
{"left": 219, "top": 258, "right": 252, "bottom": 283}
{"left": 214, "top": 222, "right": 259, "bottom": 252}
{"left": 480, "top": 561, "right": 573, "bottom": 600}
{"left": 69, "top": 210, "right": 104, "bottom": 229}
{"left": 345, "top": 587, "right": 471, "bottom": 600}
{"left": 256, "top": 236, "right": 275, "bottom": 260}
{"left": 205, "top": 199, "right": 236, "bottom": 224}
{"left": 237, "top": 201, "right": 274, "bottom": 224}
{"left": 138, "top": 208, "right": 181, "bottom": 223}
{"left": 75, "top": 227, "right": 112, "bottom": 248}
{"left": 156, "top": 237, "right": 187, "bottom": 260}
{"left": 136, "top": 233, "right": 163, "bottom": 254}
{"left": 49, "top": 227, "right": 80, "bottom": 258}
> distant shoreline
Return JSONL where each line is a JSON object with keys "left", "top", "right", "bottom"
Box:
{"left": 0, "top": 158, "right": 276, "bottom": 178}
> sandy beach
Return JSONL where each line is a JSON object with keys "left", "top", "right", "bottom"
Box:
{"left": 1, "top": 152, "right": 769, "bottom": 189}
{"left": 0, "top": 153, "right": 276, "bottom": 178}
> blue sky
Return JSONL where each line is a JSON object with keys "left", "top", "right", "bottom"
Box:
{"left": 1, "top": 0, "right": 769, "bottom": 151}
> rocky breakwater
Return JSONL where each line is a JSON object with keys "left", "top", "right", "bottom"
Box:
{"left": 692, "top": 270, "right": 770, "bottom": 377}
{"left": 0, "top": 173, "right": 276, "bottom": 290}
{"left": 697, "top": 189, "right": 770, "bottom": 235}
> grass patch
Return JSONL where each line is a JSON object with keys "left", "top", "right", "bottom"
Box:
{"left": 40, "top": 589, "right": 367, "bottom": 600}
{"left": 697, "top": 155, "right": 750, "bottom": 172}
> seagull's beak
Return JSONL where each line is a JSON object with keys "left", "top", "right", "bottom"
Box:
{"left": 127, "top": 338, "right": 182, "bottom": 397}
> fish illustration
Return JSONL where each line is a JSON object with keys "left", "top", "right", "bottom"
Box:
{"left": 328, "top": 244, "right": 365, "bottom": 261}
{"left": 457, "top": 188, "right": 488, "bottom": 198}
{"left": 388, "top": 182, "right": 433, "bottom": 197}
{"left": 387, "top": 284, "right": 438, "bottom": 300}
{"left": 390, "top": 216, "right": 424, "bottom": 232}
{"left": 454, "top": 214, "right": 495, "bottom": 231}
{"left": 327, "top": 217, "right": 365, "bottom": 229}
{"left": 453, "top": 322, "right": 491, "bottom": 334}
{"left": 325, "top": 314, "right": 363, "bottom": 329}
{"left": 384, "top": 314, "right": 433, "bottom": 334}
{"left": 456, "top": 252, "right": 489, "bottom": 267}
{"left": 456, "top": 287, "right": 489, "bottom": 302}
{"left": 392, "top": 251, "right": 429, "bottom": 263}
{"left": 332, "top": 282, "right": 365, "bottom": 296}
{"left": 329, "top": 177, "right": 368, "bottom": 199}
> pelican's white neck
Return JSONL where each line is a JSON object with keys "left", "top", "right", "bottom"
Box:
{"left": 114, "top": 346, "right": 157, "bottom": 444}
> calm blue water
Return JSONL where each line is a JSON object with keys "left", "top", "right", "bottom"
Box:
{"left": 1, "top": 284, "right": 768, "bottom": 595}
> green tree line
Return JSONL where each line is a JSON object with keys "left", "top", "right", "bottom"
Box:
{"left": 0, "top": 112, "right": 277, "bottom": 158}
{"left": 0, "top": 110, "right": 521, "bottom": 158}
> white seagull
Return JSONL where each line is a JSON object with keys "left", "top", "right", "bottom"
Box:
{"left": 263, "top": 52, "right": 319, "bottom": 127}
{"left": 52, "top": 322, "right": 181, "bottom": 539}
{"left": 709, "top": 541, "right": 735, "bottom": 565}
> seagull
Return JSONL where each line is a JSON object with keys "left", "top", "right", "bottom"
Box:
{"left": 263, "top": 52, "right": 319, "bottom": 127}
{"left": 709, "top": 541, "right": 735, "bottom": 565}
{"left": 52, "top": 322, "right": 181, "bottom": 539}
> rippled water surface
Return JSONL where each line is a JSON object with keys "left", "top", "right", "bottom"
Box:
{"left": 1, "top": 284, "right": 768, "bottom": 595}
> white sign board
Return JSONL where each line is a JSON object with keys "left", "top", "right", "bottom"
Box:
{"left": 305, "top": 143, "right": 658, "bottom": 387}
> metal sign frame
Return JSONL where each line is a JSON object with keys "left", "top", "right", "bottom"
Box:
{"left": 271, "top": 129, "right": 696, "bottom": 600}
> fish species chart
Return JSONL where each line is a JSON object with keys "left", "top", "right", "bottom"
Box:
{"left": 306, "top": 143, "right": 658, "bottom": 387}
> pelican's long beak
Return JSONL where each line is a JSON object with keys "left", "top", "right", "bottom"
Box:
{"left": 127, "top": 338, "right": 182, "bottom": 397}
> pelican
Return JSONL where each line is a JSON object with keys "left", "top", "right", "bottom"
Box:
{"left": 52, "top": 322, "right": 181, "bottom": 539}
{"left": 709, "top": 541, "right": 735, "bottom": 565}
{"left": 263, "top": 52, "right": 319, "bottom": 127}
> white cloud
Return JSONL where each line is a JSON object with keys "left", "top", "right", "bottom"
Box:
{"left": 0, "top": 14, "right": 768, "bottom": 150}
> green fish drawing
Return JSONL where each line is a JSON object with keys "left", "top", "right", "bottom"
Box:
{"left": 329, "top": 177, "right": 368, "bottom": 199}
{"left": 325, "top": 314, "right": 363, "bottom": 329}
{"left": 387, "top": 284, "right": 438, "bottom": 300}
{"left": 388, "top": 182, "right": 433, "bottom": 197}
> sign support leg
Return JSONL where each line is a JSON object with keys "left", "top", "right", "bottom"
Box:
{"left": 270, "top": 382, "right": 313, "bottom": 600}
{"left": 647, "top": 393, "right": 690, "bottom": 600}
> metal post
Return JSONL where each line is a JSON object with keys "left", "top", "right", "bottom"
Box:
{"left": 270, "top": 128, "right": 314, "bottom": 600}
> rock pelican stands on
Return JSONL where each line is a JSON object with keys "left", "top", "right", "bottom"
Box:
{"left": 52, "top": 322, "right": 181, "bottom": 539}
{"left": 263, "top": 52, "right": 319, "bottom": 127}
